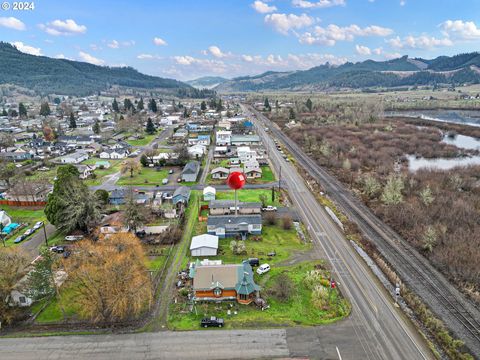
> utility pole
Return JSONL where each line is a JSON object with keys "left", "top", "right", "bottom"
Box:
{"left": 42, "top": 221, "right": 48, "bottom": 247}
{"left": 278, "top": 165, "right": 282, "bottom": 193}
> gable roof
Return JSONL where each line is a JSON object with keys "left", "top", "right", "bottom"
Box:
{"left": 182, "top": 161, "right": 200, "bottom": 174}
{"left": 173, "top": 186, "right": 191, "bottom": 198}
{"left": 190, "top": 234, "right": 219, "bottom": 250}
{"left": 207, "top": 214, "right": 262, "bottom": 226}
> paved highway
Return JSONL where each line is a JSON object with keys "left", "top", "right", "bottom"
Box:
{"left": 243, "top": 104, "right": 433, "bottom": 360}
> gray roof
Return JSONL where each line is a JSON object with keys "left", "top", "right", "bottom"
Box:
{"left": 207, "top": 215, "right": 262, "bottom": 226}
{"left": 182, "top": 161, "right": 200, "bottom": 175}
{"left": 209, "top": 200, "right": 261, "bottom": 209}
{"left": 173, "top": 186, "right": 191, "bottom": 198}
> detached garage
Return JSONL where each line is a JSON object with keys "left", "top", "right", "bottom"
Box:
{"left": 190, "top": 234, "right": 219, "bottom": 257}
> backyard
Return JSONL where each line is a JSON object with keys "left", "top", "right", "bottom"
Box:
{"left": 126, "top": 134, "right": 157, "bottom": 146}
{"left": 117, "top": 167, "right": 170, "bottom": 186}
{"left": 82, "top": 159, "right": 123, "bottom": 186}
{"left": 215, "top": 189, "right": 282, "bottom": 207}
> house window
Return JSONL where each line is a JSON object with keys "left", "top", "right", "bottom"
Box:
{"left": 213, "top": 288, "right": 222, "bottom": 297}
{"left": 239, "top": 293, "right": 248, "bottom": 300}
{"left": 19, "top": 296, "right": 26, "bottom": 304}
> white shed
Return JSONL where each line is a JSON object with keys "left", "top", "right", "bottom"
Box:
{"left": 203, "top": 186, "right": 216, "bottom": 201}
{"left": 190, "top": 234, "right": 219, "bottom": 257}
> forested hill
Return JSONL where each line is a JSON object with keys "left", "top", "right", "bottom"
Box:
{"left": 0, "top": 42, "right": 205, "bottom": 97}
{"left": 216, "top": 53, "right": 480, "bottom": 92}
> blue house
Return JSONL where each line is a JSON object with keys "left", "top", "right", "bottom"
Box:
{"left": 207, "top": 215, "right": 262, "bottom": 239}
{"left": 172, "top": 186, "right": 191, "bottom": 206}
{"left": 109, "top": 189, "right": 126, "bottom": 205}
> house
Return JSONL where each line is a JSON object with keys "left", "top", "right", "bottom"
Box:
{"left": 203, "top": 186, "right": 216, "bottom": 201}
{"left": 58, "top": 150, "right": 89, "bottom": 164}
{"left": 244, "top": 166, "right": 262, "bottom": 179}
{"left": 172, "top": 186, "right": 191, "bottom": 205}
{"left": 229, "top": 158, "right": 240, "bottom": 166}
{"left": 6, "top": 182, "right": 51, "bottom": 202}
{"left": 173, "top": 128, "right": 188, "bottom": 141}
{"left": 0, "top": 149, "right": 33, "bottom": 161}
{"left": 109, "top": 189, "right": 126, "bottom": 205}
{"left": 209, "top": 201, "right": 262, "bottom": 215}
{"left": 190, "top": 260, "right": 260, "bottom": 304}
{"left": 216, "top": 130, "right": 232, "bottom": 146}
{"left": 188, "top": 144, "right": 206, "bottom": 158}
{"left": 207, "top": 215, "right": 262, "bottom": 239}
{"left": 211, "top": 167, "right": 230, "bottom": 180}
{"left": 99, "top": 149, "right": 129, "bottom": 159}
{"left": 190, "top": 234, "right": 219, "bottom": 257}
{"left": 217, "top": 119, "right": 231, "bottom": 130}
{"left": 231, "top": 135, "right": 260, "bottom": 146}
{"left": 95, "top": 160, "right": 111, "bottom": 169}
{"left": 75, "top": 164, "right": 96, "bottom": 180}
{"left": 237, "top": 146, "right": 257, "bottom": 163}
{"left": 181, "top": 161, "right": 200, "bottom": 182}
{"left": 214, "top": 146, "right": 228, "bottom": 158}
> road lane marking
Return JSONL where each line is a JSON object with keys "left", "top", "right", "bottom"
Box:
{"left": 336, "top": 346, "right": 343, "bottom": 360}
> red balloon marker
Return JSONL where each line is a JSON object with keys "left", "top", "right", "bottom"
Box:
{"left": 226, "top": 171, "right": 246, "bottom": 216}
{"left": 227, "top": 171, "right": 246, "bottom": 190}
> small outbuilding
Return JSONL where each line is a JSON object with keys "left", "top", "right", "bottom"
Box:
{"left": 203, "top": 186, "right": 216, "bottom": 201}
{"left": 190, "top": 234, "right": 219, "bottom": 257}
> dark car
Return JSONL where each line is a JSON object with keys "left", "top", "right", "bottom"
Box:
{"left": 14, "top": 235, "right": 26, "bottom": 244}
{"left": 135, "top": 230, "right": 147, "bottom": 238}
{"left": 201, "top": 316, "right": 224, "bottom": 328}
{"left": 248, "top": 258, "right": 260, "bottom": 267}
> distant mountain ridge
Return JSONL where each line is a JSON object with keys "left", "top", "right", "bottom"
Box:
{"left": 216, "top": 53, "right": 480, "bottom": 92}
{"left": 0, "top": 42, "right": 200, "bottom": 97}
{"left": 186, "top": 76, "right": 228, "bottom": 89}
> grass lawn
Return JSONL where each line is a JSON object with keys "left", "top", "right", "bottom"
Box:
{"left": 117, "top": 167, "right": 170, "bottom": 186}
{"left": 25, "top": 167, "right": 58, "bottom": 184}
{"left": 126, "top": 134, "right": 156, "bottom": 146}
{"left": 0, "top": 205, "right": 47, "bottom": 246}
{"left": 215, "top": 189, "right": 281, "bottom": 207}
{"left": 83, "top": 159, "right": 123, "bottom": 186}
{"left": 168, "top": 261, "right": 350, "bottom": 330}
{"left": 35, "top": 285, "right": 79, "bottom": 324}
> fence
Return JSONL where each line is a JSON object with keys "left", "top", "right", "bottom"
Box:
{"left": 0, "top": 200, "right": 46, "bottom": 207}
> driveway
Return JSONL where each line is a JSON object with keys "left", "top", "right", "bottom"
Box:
{"left": 20, "top": 223, "right": 56, "bottom": 259}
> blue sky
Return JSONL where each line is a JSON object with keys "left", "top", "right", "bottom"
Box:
{"left": 1, "top": 0, "right": 480, "bottom": 80}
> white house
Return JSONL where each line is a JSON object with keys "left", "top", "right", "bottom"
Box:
{"left": 216, "top": 130, "right": 231, "bottom": 146}
{"left": 190, "top": 234, "right": 219, "bottom": 257}
{"left": 188, "top": 144, "right": 206, "bottom": 158}
{"left": 99, "top": 149, "right": 129, "bottom": 159}
{"left": 237, "top": 146, "right": 257, "bottom": 163}
{"left": 58, "top": 151, "right": 89, "bottom": 164}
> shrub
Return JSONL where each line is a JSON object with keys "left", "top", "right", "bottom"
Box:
{"left": 311, "top": 285, "right": 330, "bottom": 309}
{"left": 282, "top": 215, "right": 293, "bottom": 230}
{"left": 269, "top": 272, "right": 294, "bottom": 302}
{"left": 264, "top": 212, "right": 277, "bottom": 225}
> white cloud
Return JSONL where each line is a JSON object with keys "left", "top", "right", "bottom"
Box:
{"left": 11, "top": 41, "right": 42, "bottom": 56}
{"left": 251, "top": 1, "right": 277, "bottom": 13}
{"left": 78, "top": 51, "right": 105, "bottom": 65}
{"left": 173, "top": 55, "right": 228, "bottom": 74}
{"left": 387, "top": 35, "right": 452, "bottom": 49}
{"left": 299, "top": 24, "right": 393, "bottom": 46}
{"left": 107, "top": 40, "right": 119, "bottom": 49}
{"left": 0, "top": 17, "right": 26, "bottom": 31}
{"left": 137, "top": 54, "right": 154, "bottom": 60}
{"left": 242, "top": 54, "right": 254, "bottom": 62}
{"left": 39, "top": 19, "right": 86, "bottom": 36}
{"left": 292, "top": 0, "right": 345, "bottom": 9}
{"left": 153, "top": 37, "right": 167, "bottom": 46}
{"left": 384, "top": 52, "right": 402, "bottom": 60}
{"left": 208, "top": 45, "right": 229, "bottom": 58}
{"left": 355, "top": 44, "right": 371, "bottom": 55}
{"left": 264, "top": 13, "right": 314, "bottom": 35}
{"left": 440, "top": 20, "right": 480, "bottom": 40}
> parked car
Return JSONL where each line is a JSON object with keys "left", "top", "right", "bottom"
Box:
{"left": 256, "top": 264, "right": 271, "bottom": 275}
{"left": 50, "top": 245, "right": 67, "bottom": 253}
{"left": 135, "top": 230, "right": 146, "bottom": 238}
{"left": 65, "top": 235, "right": 84, "bottom": 242}
{"left": 248, "top": 258, "right": 260, "bottom": 267}
{"left": 201, "top": 316, "right": 224, "bottom": 328}
{"left": 33, "top": 221, "right": 43, "bottom": 230}
{"left": 262, "top": 206, "right": 277, "bottom": 212}
{"left": 14, "top": 235, "right": 26, "bottom": 244}
{"left": 169, "top": 169, "right": 174, "bottom": 174}
{"left": 24, "top": 228, "right": 34, "bottom": 236}
{"left": 162, "top": 178, "right": 168, "bottom": 185}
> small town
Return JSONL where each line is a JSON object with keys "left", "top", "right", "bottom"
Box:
{"left": 1, "top": 1, "right": 480, "bottom": 360}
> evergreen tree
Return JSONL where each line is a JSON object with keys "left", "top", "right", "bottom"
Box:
{"left": 289, "top": 108, "right": 296, "bottom": 120}
{"left": 306, "top": 98, "right": 313, "bottom": 112}
{"left": 148, "top": 98, "right": 158, "bottom": 113}
{"left": 18, "top": 102, "right": 27, "bottom": 118}
{"left": 92, "top": 120, "right": 100, "bottom": 134}
{"left": 39, "top": 102, "right": 51, "bottom": 117}
{"left": 217, "top": 99, "right": 224, "bottom": 111}
{"left": 200, "top": 101, "right": 207, "bottom": 111}
{"left": 1, "top": 108, "right": 7, "bottom": 116}
{"left": 264, "top": 98, "right": 271, "bottom": 111}
{"left": 140, "top": 154, "right": 149, "bottom": 167}
{"left": 137, "top": 97, "right": 144, "bottom": 111}
{"left": 25, "top": 248, "right": 56, "bottom": 301}
{"left": 124, "top": 98, "right": 134, "bottom": 112}
{"left": 112, "top": 98, "right": 119, "bottom": 112}
{"left": 9, "top": 109, "right": 18, "bottom": 117}
{"left": 145, "top": 118, "right": 156, "bottom": 134}
{"left": 69, "top": 113, "right": 77, "bottom": 129}
{"left": 183, "top": 108, "right": 189, "bottom": 118}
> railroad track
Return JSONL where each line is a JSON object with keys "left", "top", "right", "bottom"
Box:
{"left": 251, "top": 107, "right": 480, "bottom": 357}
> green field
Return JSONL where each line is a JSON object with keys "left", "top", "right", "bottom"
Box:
{"left": 117, "top": 167, "right": 170, "bottom": 186}
{"left": 215, "top": 189, "right": 281, "bottom": 207}
{"left": 126, "top": 134, "right": 156, "bottom": 146}
{"left": 35, "top": 285, "right": 79, "bottom": 324}
{"left": 82, "top": 159, "right": 123, "bottom": 186}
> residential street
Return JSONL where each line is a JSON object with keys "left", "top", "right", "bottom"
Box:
{"left": 20, "top": 223, "right": 56, "bottom": 260}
